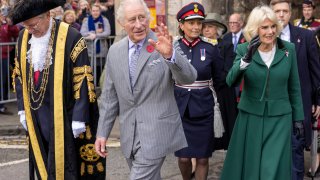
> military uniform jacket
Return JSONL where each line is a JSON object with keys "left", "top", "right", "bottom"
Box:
{"left": 226, "top": 38, "right": 304, "bottom": 121}
{"left": 175, "top": 37, "right": 224, "bottom": 118}
{"left": 294, "top": 17, "right": 320, "bottom": 31}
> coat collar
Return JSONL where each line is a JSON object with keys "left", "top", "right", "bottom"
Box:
{"left": 252, "top": 38, "right": 287, "bottom": 67}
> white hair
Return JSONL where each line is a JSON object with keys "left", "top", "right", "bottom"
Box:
{"left": 116, "top": 0, "right": 150, "bottom": 24}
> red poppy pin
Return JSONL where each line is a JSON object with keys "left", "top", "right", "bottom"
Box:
{"left": 285, "top": 50, "right": 289, "bottom": 57}
{"left": 240, "top": 38, "right": 246, "bottom": 44}
{"left": 146, "top": 45, "right": 154, "bottom": 53}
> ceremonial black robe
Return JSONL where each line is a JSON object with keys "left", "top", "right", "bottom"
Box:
{"left": 13, "top": 19, "right": 105, "bottom": 180}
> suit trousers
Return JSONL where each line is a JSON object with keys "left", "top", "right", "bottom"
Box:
{"left": 291, "top": 132, "right": 305, "bottom": 180}
{"left": 126, "top": 124, "right": 166, "bottom": 180}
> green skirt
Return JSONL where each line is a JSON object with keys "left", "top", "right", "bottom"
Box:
{"left": 220, "top": 110, "right": 292, "bottom": 180}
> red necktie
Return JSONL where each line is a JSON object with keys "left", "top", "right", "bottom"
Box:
{"left": 34, "top": 70, "right": 40, "bottom": 85}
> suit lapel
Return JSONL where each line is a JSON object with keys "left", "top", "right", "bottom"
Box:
{"left": 119, "top": 37, "right": 131, "bottom": 90}
{"left": 132, "top": 32, "right": 155, "bottom": 86}
{"left": 289, "top": 24, "right": 302, "bottom": 54}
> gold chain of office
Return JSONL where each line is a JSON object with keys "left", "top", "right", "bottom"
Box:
{"left": 27, "top": 20, "right": 56, "bottom": 110}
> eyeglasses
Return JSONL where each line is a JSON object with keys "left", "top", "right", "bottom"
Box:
{"left": 126, "top": 15, "right": 147, "bottom": 25}
{"left": 23, "top": 18, "right": 42, "bottom": 31}
{"left": 228, "top": 22, "right": 239, "bottom": 25}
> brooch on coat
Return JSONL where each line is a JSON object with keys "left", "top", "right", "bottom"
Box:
{"left": 200, "top": 49, "right": 206, "bottom": 61}
{"left": 285, "top": 50, "right": 289, "bottom": 57}
{"left": 297, "top": 38, "right": 301, "bottom": 43}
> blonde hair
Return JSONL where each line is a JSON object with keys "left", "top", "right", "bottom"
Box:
{"left": 62, "top": 9, "right": 76, "bottom": 23}
{"left": 243, "top": 5, "right": 282, "bottom": 41}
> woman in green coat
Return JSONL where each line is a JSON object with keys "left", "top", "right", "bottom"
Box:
{"left": 220, "top": 5, "right": 304, "bottom": 180}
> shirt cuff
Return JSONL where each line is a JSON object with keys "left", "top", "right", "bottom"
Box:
{"left": 72, "top": 121, "right": 86, "bottom": 130}
{"left": 163, "top": 49, "right": 176, "bottom": 63}
{"left": 18, "top": 110, "right": 25, "bottom": 116}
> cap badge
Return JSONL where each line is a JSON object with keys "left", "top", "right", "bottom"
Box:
{"left": 194, "top": 4, "right": 198, "bottom": 13}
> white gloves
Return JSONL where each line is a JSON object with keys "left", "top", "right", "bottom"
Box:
{"left": 18, "top": 111, "right": 27, "bottom": 131}
{"left": 18, "top": 111, "right": 86, "bottom": 138}
{"left": 72, "top": 121, "right": 86, "bottom": 138}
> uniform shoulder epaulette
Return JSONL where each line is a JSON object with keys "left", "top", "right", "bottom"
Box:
{"left": 293, "top": 19, "right": 301, "bottom": 26}
{"left": 200, "top": 36, "right": 218, "bottom": 46}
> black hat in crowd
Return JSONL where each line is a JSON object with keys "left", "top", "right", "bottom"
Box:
{"left": 302, "top": 0, "right": 315, "bottom": 9}
{"left": 203, "top": 13, "right": 228, "bottom": 35}
{"left": 176, "top": 2, "right": 205, "bottom": 22}
{"left": 10, "top": 0, "right": 65, "bottom": 24}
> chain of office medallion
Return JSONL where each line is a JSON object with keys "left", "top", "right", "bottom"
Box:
{"left": 27, "top": 20, "right": 56, "bottom": 110}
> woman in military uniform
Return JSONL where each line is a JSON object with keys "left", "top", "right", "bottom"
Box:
{"left": 174, "top": 2, "right": 224, "bottom": 180}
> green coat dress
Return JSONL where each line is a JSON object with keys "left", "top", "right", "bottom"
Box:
{"left": 220, "top": 38, "right": 304, "bottom": 180}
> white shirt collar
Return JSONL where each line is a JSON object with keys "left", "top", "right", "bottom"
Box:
{"left": 128, "top": 37, "right": 145, "bottom": 49}
{"left": 280, "top": 25, "right": 290, "bottom": 42}
{"left": 233, "top": 30, "right": 243, "bottom": 38}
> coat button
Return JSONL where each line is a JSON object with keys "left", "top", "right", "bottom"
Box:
{"left": 188, "top": 89, "right": 191, "bottom": 91}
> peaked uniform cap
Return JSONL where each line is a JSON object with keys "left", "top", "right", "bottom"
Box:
{"left": 176, "top": 2, "right": 205, "bottom": 22}
{"left": 302, "top": 0, "right": 315, "bottom": 8}
{"left": 10, "top": 0, "right": 65, "bottom": 24}
{"left": 203, "top": 13, "right": 227, "bottom": 35}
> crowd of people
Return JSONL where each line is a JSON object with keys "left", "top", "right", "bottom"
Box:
{"left": 1, "top": 0, "right": 320, "bottom": 179}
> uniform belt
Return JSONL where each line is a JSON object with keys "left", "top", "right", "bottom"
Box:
{"left": 175, "top": 80, "right": 212, "bottom": 89}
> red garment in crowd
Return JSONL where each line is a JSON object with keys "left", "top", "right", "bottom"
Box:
{"left": 0, "top": 22, "right": 20, "bottom": 59}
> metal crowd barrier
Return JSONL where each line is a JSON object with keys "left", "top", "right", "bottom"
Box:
{"left": 85, "top": 36, "right": 115, "bottom": 89}
{"left": 0, "top": 36, "right": 115, "bottom": 104}
{"left": 0, "top": 42, "right": 17, "bottom": 104}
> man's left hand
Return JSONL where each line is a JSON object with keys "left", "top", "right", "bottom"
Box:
{"left": 312, "top": 105, "right": 320, "bottom": 119}
{"left": 148, "top": 23, "right": 173, "bottom": 59}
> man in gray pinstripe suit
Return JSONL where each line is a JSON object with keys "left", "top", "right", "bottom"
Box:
{"left": 94, "top": 0, "right": 197, "bottom": 179}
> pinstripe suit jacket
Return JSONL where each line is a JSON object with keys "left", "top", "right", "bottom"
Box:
{"left": 97, "top": 31, "right": 197, "bottom": 159}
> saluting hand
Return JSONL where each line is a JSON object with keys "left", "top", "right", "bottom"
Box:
{"left": 148, "top": 23, "right": 173, "bottom": 59}
{"left": 242, "top": 35, "right": 261, "bottom": 63}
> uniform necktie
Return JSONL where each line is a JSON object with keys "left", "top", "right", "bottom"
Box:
{"left": 129, "top": 44, "right": 140, "bottom": 87}
{"left": 233, "top": 34, "right": 238, "bottom": 52}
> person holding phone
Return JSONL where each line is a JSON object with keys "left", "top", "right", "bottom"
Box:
{"left": 80, "top": 3, "right": 110, "bottom": 57}
{"left": 220, "top": 5, "right": 304, "bottom": 179}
